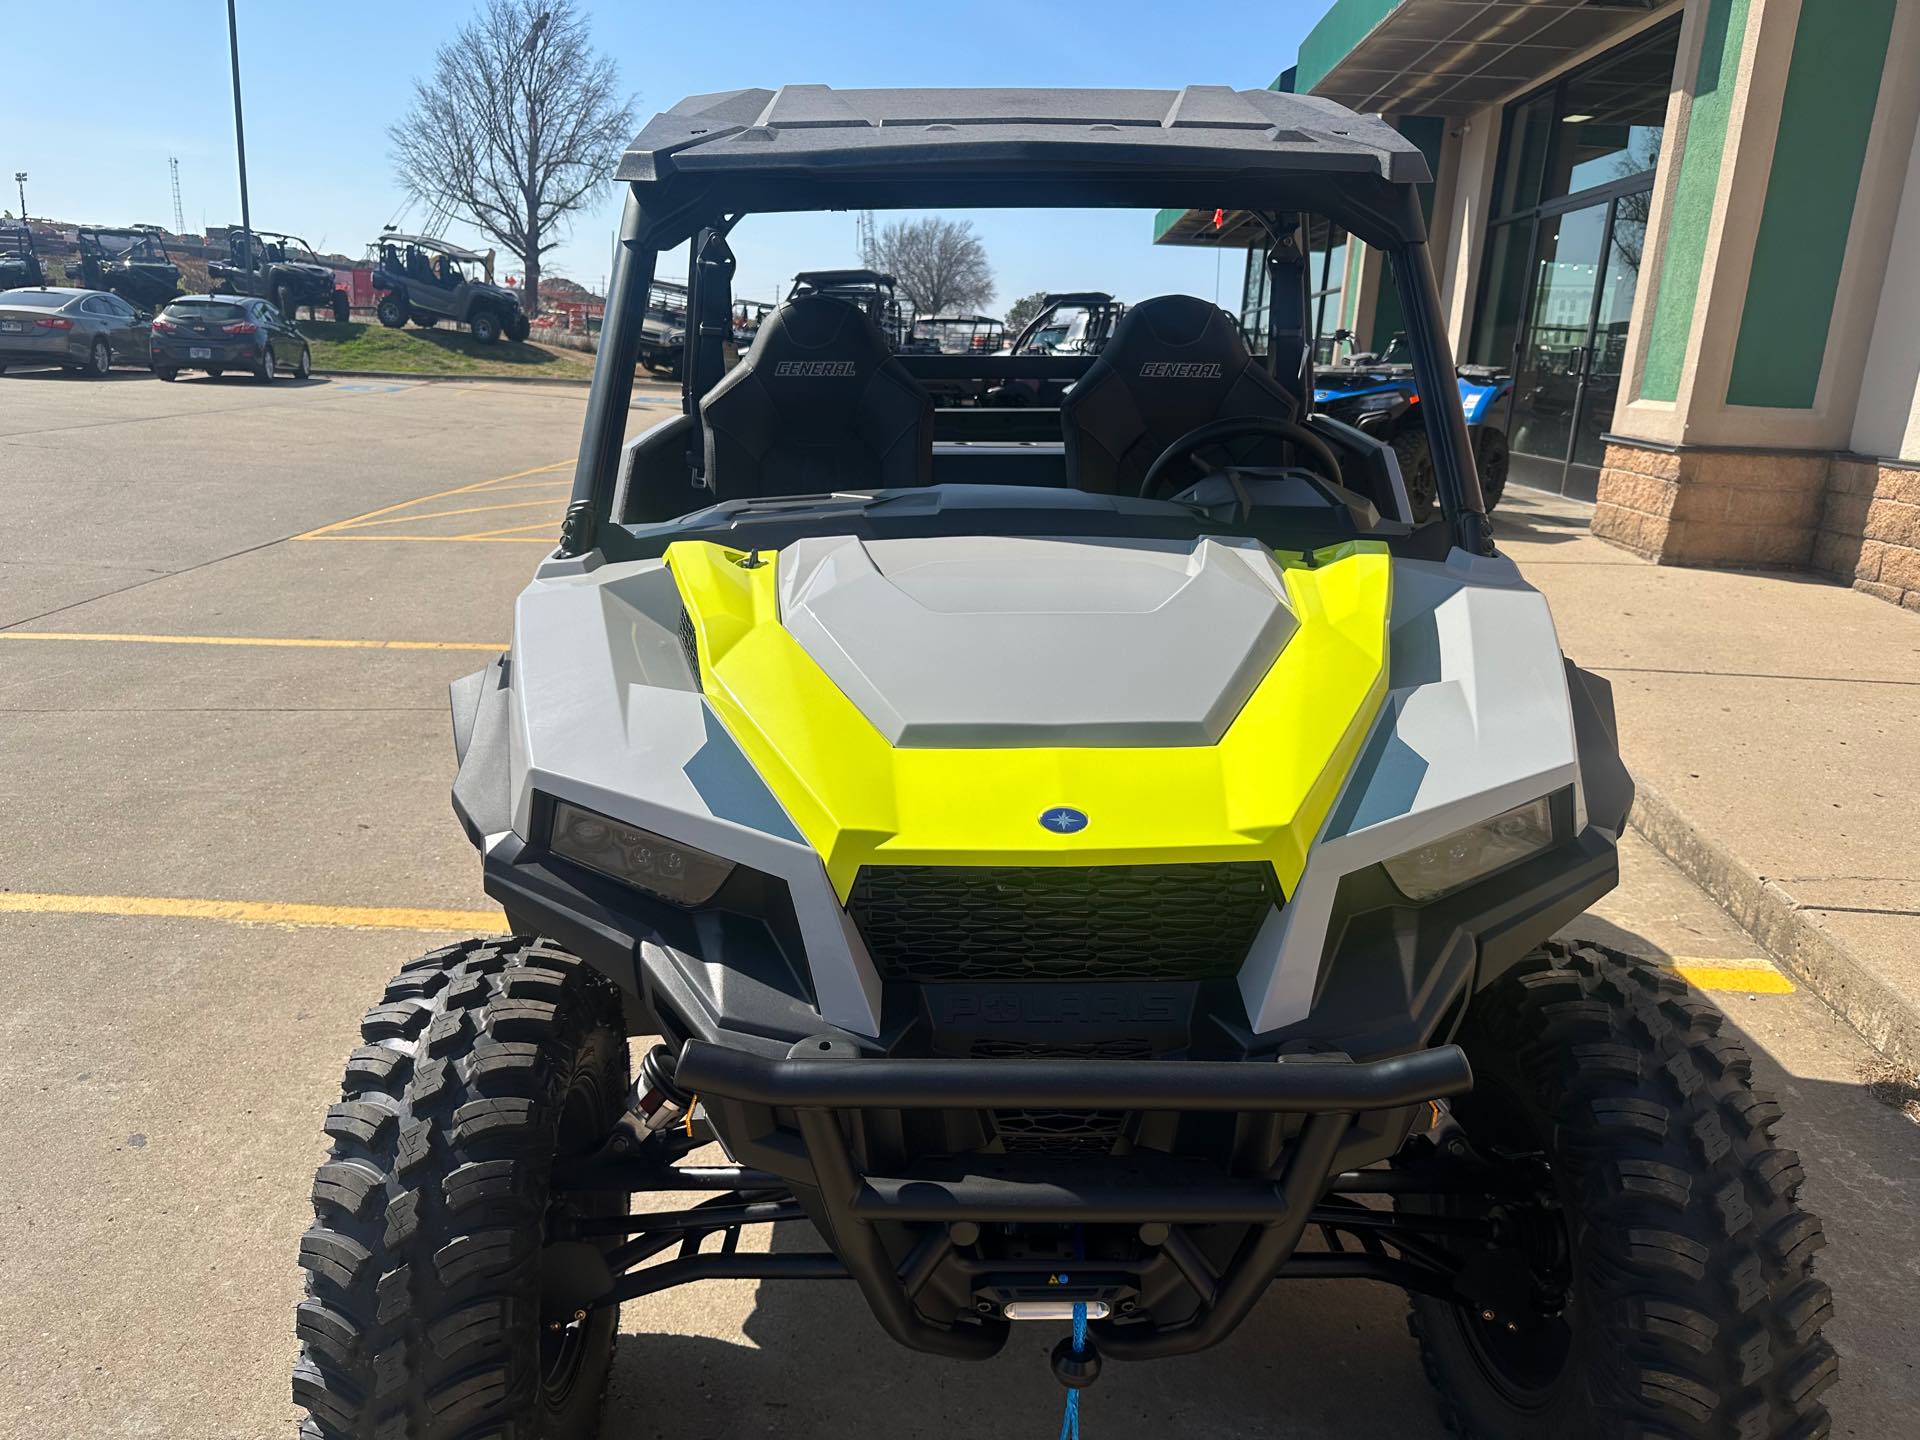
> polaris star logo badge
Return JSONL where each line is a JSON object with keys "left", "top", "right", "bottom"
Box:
{"left": 1139, "top": 362, "right": 1222, "bottom": 379}
{"left": 772, "top": 359, "right": 857, "bottom": 377}
{"left": 1040, "top": 806, "right": 1090, "bottom": 834}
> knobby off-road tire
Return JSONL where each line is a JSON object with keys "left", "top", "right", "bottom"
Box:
{"left": 294, "top": 936, "right": 630, "bottom": 1440}
{"left": 1411, "top": 941, "right": 1836, "bottom": 1440}
{"left": 1476, "top": 429, "right": 1509, "bottom": 511}
{"left": 1392, "top": 429, "right": 1438, "bottom": 523}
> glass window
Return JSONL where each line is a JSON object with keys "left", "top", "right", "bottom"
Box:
{"left": 1309, "top": 226, "right": 1346, "bottom": 361}
{"left": 1546, "top": 36, "right": 1672, "bottom": 198}
{"left": 1469, "top": 222, "right": 1532, "bottom": 367}
{"left": 1492, "top": 93, "right": 1555, "bottom": 218}
{"left": 164, "top": 299, "right": 248, "bottom": 321}
{"left": 3, "top": 290, "right": 74, "bottom": 309}
{"left": 1240, "top": 247, "right": 1270, "bottom": 350}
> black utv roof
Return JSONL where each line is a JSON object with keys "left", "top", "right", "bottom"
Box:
{"left": 793, "top": 268, "right": 896, "bottom": 290}
{"left": 615, "top": 86, "right": 1429, "bottom": 248}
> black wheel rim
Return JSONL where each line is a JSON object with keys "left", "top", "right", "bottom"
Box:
{"left": 1436, "top": 1087, "right": 1578, "bottom": 1409}
{"left": 538, "top": 1041, "right": 620, "bottom": 1410}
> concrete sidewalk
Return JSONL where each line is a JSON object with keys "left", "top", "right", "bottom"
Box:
{"left": 1497, "top": 486, "right": 1920, "bottom": 1066}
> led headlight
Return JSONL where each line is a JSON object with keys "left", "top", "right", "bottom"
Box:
{"left": 1355, "top": 391, "right": 1399, "bottom": 414}
{"left": 548, "top": 800, "right": 734, "bottom": 905}
{"left": 1381, "top": 797, "right": 1554, "bottom": 902}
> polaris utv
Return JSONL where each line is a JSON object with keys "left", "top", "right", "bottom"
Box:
{"left": 369, "top": 233, "right": 529, "bottom": 344}
{"left": 208, "top": 226, "right": 350, "bottom": 322}
{"left": 1316, "top": 329, "right": 1513, "bottom": 519}
{"left": 296, "top": 87, "right": 1835, "bottom": 1440}
{"left": 73, "top": 226, "right": 180, "bottom": 309}
{"left": 0, "top": 218, "right": 45, "bottom": 290}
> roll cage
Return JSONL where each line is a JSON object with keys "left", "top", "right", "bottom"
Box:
{"left": 559, "top": 86, "right": 1491, "bottom": 561}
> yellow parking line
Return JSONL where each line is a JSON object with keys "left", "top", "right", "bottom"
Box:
{"left": 1672, "top": 959, "right": 1797, "bottom": 994}
{"left": 0, "top": 892, "right": 508, "bottom": 933}
{"left": 330, "top": 497, "right": 566, "bottom": 531}
{"left": 0, "top": 631, "right": 504, "bottom": 652}
{"left": 454, "top": 521, "right": 561, "bottom": 539}
{"left": 294, "top": 458, "right": 574, "bottom": 540}
{"left": 298, "top": 533, "right": 557, "bottom": 545}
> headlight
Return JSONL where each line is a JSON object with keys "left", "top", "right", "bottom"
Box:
{"left": 549, "top": 800, "right": 734, "bottom": 905}
{"left": 1355, "top": 391, "right": 1399, "bottom": 414}
{"left": 1381, "top": 797, "right": 1554, "bottom": 902}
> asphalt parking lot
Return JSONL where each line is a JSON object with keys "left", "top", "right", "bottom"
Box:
{"left": 1, "top": 371, "right": 1914, "bottom": 1438}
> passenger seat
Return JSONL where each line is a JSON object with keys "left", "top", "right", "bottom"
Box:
{"left": 699, "top": 295, "right": 934, "bottom": 499}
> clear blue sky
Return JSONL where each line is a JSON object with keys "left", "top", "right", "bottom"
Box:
{"left": 1, "top": 0, "right": 1317, "bottom": 314}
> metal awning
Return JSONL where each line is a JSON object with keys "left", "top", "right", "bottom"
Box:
{"left": 1298, "top": 0, "right": 1666, "bottom": 118}
{"left": 1151, "top": 207, "right": 1272, "bottom": 248}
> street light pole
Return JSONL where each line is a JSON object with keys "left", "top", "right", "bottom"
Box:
{"left": 225, "top": 0, "right": 252, "bottom": 236}
{"left": 12, "top": 172, "right": 25, "bottom": 219}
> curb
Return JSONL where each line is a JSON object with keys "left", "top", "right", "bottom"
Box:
{"left": 315, "top": 369, "right": 592, "bottom": 387}
{"left": 1628, "top": 780, "right": 1918, "bottom": 1069}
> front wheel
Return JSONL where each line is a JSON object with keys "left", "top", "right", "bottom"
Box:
{"left": 376, "top": 293, "right": 408, "bottom": 329}
{"left": 296, "top": 346, "right": 312, "bottom": 380}
{"left": 470, "top": 310, "right": 502, "bottom": 345}
{"left": 332, "top": 292, "right": 350, "bottom": 324}
{"left": 293, "top": 937, "right": 628, "bottom": 1440}
{"left": 1409, "top": 942, "right": 1836, "bottom": 1439}
{"left": 1391, "top": 429, "right": 1438, "bottom": 523}
{"left": 1476, "top": 427, "right": 1510, "bottom": 510}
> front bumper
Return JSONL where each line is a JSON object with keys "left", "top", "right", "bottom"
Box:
{"left": 643, "top": 1039, "right": 1472, "bottom": 1359}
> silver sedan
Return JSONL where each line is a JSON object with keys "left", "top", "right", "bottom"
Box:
{"left": 0, "top": 286, "right": 152, "bottom": 377}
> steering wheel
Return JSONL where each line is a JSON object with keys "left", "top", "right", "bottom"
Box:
{"left": 1137, "top": 415, "right": 1345, "bottom": 499}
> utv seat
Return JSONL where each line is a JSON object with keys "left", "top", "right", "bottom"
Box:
{"left": 700, "top": 294, "right": 934, "bottom": 499}
{"left": 1059, "top": 294, "right": 1298, "bottom": 495}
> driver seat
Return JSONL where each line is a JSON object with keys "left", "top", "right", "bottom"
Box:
{"left": 1060, "top": 294, "right": 1297, "bottom": 495}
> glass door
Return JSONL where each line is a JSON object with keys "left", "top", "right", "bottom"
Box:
{"left": 1506, "top": 201, "right": 1609, "bottom": 495}
{"left": 1565, "top": 201, "right": 1649, "bottom": 498}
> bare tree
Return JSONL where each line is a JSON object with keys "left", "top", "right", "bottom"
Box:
{"left": 389, "top": 0, "right": 635, "bottom": 315}
{"left": 1004, "top": 290, "right": 1049, "bottom": 333}
{"left": 863, "top": 216, "right": 994, "bottom": 316}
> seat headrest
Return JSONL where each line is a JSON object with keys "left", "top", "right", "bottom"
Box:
{"left": 1097, "top": 294, "right": 1253, "bottom": 379}
{"left": 745, "top": 292, "right": 893, "bottom": 380}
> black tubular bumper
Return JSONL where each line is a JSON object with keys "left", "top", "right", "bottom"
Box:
{"left": 674, "top": 1040, "right": 1473, "bottom": 1361}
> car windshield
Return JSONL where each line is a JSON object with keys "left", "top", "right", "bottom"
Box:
{"left": 165, "top": 300, "right": 248, "bottom": 321}
{"left": 2, "top": 290, "right": 72, "bottom": 308}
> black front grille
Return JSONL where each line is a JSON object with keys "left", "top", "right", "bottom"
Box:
{"left": 847, "top": 862, "right": 1278, "bottom": 983}
{"left": 676, "top": 608, "right": 702, "bottom": 690}
{"left": 968, "top": 1038, "right": 1153, "bottom": 1155}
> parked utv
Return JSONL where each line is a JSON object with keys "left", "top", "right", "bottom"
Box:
{"left": 993, "top": 291, "right": 1126, "bottom": 405}
{"left": 73, "top": 226, "right": 180, "bottom": 309}
{"left": 1316, "top": 329, "right": 1512, "bottom": 519}
{"left": 637, "top": 278, "right": 689, "bottom": 376}
{"left": 296, "top": 86, "right": 1835, "bottom": 1440}
{"left": 0, "top": 218, "right": 45, "bottom": 290}
{"left": 369, "top": 232, "right": 528, "bottom": 344}
{"left": 209, "top": 226, "right": 349, "bottom": 323}
{"left": 790, "top": 267, "right": 911, "bottom": 349}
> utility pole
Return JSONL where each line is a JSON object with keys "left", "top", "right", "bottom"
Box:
{"left": 12, "top": 172, "right": 25, "bottom": 219}
{"left": 226, "top": 0, "right": 252, "bottom": 236}
{"left": 169, "top": 158, "right": 185, "bottom": 235}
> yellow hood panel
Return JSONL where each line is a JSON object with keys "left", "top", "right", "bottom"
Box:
{"left": 668, "top": 538, "right": 1391, "bottom": 900}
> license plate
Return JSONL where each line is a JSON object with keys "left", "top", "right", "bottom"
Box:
{"left": 190, "top": 346, "right": 212, "bottom": 359}
{"left": 0, "top": 320, "right": 20, "bottom": 333}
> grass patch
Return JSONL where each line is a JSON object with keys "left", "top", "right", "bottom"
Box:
{"left": 302, "top": 320, "right": 595, "bottom": 379}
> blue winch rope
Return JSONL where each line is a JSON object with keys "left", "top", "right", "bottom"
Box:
{"left": 1057, "top": 1225, "right": 1088, "bottom": 1440}
{"left": 1057, "top": 1301, "right": 1088, "bottom": 1440}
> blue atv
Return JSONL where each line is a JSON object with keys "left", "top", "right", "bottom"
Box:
{"left": 1314, "top": 331, "right": 1511, "bottom": 521}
